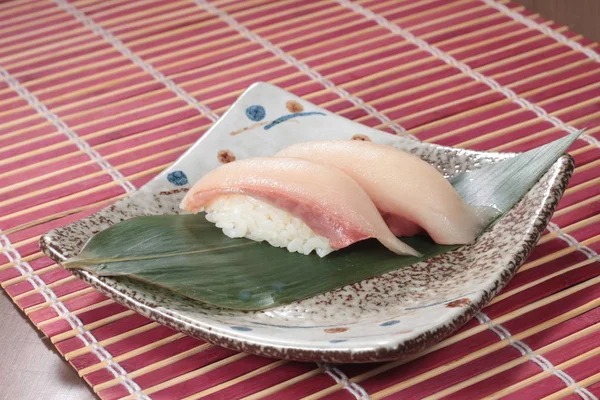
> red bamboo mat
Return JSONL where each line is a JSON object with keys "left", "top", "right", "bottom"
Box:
{"left": 1, "top": 0, "right": 600, "bottom": 398}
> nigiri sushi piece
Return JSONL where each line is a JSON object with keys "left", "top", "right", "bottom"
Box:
{"left": 276, "top": 140, "right": 487, "bottom": 245}
{"left": 180, "top": 157, "right": 420, "bottom": 257}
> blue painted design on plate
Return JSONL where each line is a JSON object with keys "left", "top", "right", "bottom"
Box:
{"left": 231, "top": 326, "right": 253, "bottom": 332}
{"left": 380, "top": 320, "right": 401, "bottom": 327}
{"left": 264, "top": 111, "right": 326, "bottom": 130}
{"left": 245, "top": 105, "right": 266, "bottom": 121}
{"left": 167, "top": 170, "right": 188, "bottom": 186}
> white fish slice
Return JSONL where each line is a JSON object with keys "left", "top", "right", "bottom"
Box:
{"left": 277, "top": 140, "right": 488, "bottom": 245}
{"left": 181, "top": 157, "right": 420, "bottom": 256}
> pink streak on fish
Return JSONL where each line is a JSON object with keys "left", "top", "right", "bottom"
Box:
{"left": 181, "top": 157, "right": 420, "bottom": 256}
{"left": 277, "top": 140, "right": 485, "bottom": 245}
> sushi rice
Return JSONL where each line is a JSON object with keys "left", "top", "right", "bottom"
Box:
{"left": 203, "top": 195, "right": 333, "bottom": 257}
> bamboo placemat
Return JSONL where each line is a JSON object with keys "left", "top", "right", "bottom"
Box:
{"left": 1, "top": 0, "right": 599, "bottom": 398}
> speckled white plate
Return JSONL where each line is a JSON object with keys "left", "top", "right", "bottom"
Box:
{"left": 41, "top": 83, "right": 574, "bottom": 363}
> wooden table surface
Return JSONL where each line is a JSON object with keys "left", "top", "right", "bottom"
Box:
{"left": 0, "top": 292, "right": 94, "bottom": 400}
{"left": 0, "top": 1, "right": 598, "bottom": 399}
{"left": 513, "top": 0, "right": 600, "bottom": 42}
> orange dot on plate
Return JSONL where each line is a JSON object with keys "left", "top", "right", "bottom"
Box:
{"left": 445, "top": 298, "right": 471, "bottom": 308}
{"left": 324, "top": 327, "right": 349, "bottom": 333}
{"left": 218, "top": 150, "right": 236, "bottom": 164}
{"left": 351, "top": 134, "right": 371, "bottom": 141}
{"left": 286, "top": 100, "right": 304, "bottom": 113}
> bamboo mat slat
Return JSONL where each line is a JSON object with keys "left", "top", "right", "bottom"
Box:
{"left": 2, "top": 0, "right": 600, "bottom": 399}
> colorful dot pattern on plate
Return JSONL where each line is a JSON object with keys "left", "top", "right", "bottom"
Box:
{"left": 245, "top": 105, "right": 265, "bottom": 121}
{"left": 286, "top": 100, "right": 304, "bottom": 113}
{"left": 244, "top": 102, "right": 326, "bottom": 131}
{"left": 352, "top": 134, "right": 372, "bottom": 141}
{"left": 167, "top": 170, "right": 188, "bottom": 186}
{"left": 231, "top": 326, "right": 252, "bottom": 332}
{"left": 324, "top": 327, "right": 349, "bottom": 333}
{"left": 217, "top": 149, "right": 236, "bottom": 164}
{"left": 446, "top": 298, "right": 472, "bottom": 307}
{"left": 380, "top": 320, "right": 401, "bottom": 326}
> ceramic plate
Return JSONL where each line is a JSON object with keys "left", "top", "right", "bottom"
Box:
{"left": 41, "top": 83, "right": 574, "bottom": 363}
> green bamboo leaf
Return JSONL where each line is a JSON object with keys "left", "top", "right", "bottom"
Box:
{"left": 450, "top": 130, "right": 583, "bottom": 210}
{"left": 64, "top": 131, "right": 581, "bottom": 310}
